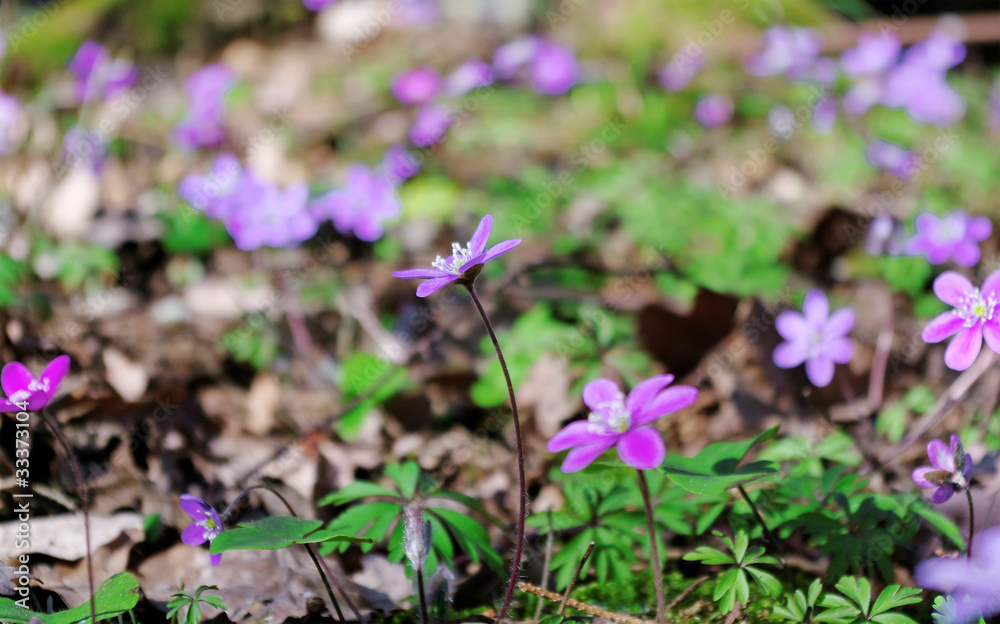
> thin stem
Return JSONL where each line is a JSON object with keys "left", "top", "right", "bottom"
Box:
{"left": 637, "top": 470, "right": 666, "bottom": 624}
{"left": 965, "top": 488, "right": 975, "bottom": 559}
{"left": 558, "top": 541, "right": 594, "bottom": 616}
{"left": 737, "top": 484, "right": 791, "bottom": 582}
{"left": 533, "top": 509, "right": 555, "bottom": 622}
{"left": 38, "top": 412, "right": 96, "bottom": 624}
{"left": 416, "top": 566, "right": 429, "bottom": 624}
{"left": 465, "top": 283, "right": 527, "bottom": 624}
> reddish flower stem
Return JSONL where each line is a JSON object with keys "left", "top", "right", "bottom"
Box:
{"left": 637, "top": 470, "right": 666, "bottom": 624}
{"left": 965, "top": 487, "right": 975, "bottom": 559}
{"left": 466, "top": 283, "right": 526, "bottom": 623}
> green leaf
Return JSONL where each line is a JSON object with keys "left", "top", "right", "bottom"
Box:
{"left": 296, "top": 530, "right": 373, "bottom": 545}
{"left": 745, "top": 565, "right": 782, "bottom": 597}
{"left": 871, "top": 614, "right": 919, "bottom": 624}
{"left": 337, "top": 355, "right": 409, "bottom": 440}
{"left": 319, "top": 481, "right": 402, "bottom": 506}
{"left": 683, "top": 545, "right": 733, "bottom": 565}
{"left": 835, "top": 576, "right": 872, "bottom": 615}
{"left": 159, "top": 206, "right": 231, "bottom": 254}
{"left": 912, "top": 501, "right": 966, "bottom": 550}
{"left": 660, "top": 426, "right": 780, "bottom": 494}
{"left": 871, "top": 585, "right": 922, "bottom": 615}
{"left": 325, "top": 502, "right": 403, "bottom": 550}
{"left": 211, "top": 516, "right": 323, "bottom": 552}
{"left": 386, "top": 461, "right": 421, "bottom": 499}
{"left": 0, "top": 572, "right": 140, "bottom": 624}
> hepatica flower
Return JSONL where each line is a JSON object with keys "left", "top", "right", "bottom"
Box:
{"left": 392, "top": 66, "right": 441, "bottom": 106}
{"left": 309, "top": 163, "right": 401, "bottom": 241}
{"left": 745, "top": 25, "right": 822, "bottom": 79}
{"left": 915, "top": 525, "right": 1000, "bottom": 624}
{"left": 547, "top": 375, "right": 698, "bottom": 472}
{"left": 0, "top": 355, "right": 71, "bottom": 413}
{"left": 180, "top": 495, "right": 224, "bottom": 566}
{"left": 392, "top": 214, "right": 520, "bottom": 297}
{"left": 922, "top": 271, "right": 1000, "bottom": 371}
{"left": 68, "top": 40, "right": 137, "bottom": 104}
{"left": 693, "top": 94, "right": 733, "bottom": 128}
{"left": 172, "top": 64, "right": 236, "bottom": 151}
{"left": 912, "top": 434, "right": 972, "bottom": 504}
{"left": 905, "top": 210, "right": 992, "bottom": 267}
{"left": 659, "top": 50, "right": 704, "bottom": 92}
{"left": 773, "top": 290, "right": 854, "bottom": 387}
{"left": 492, "top": 37, "right": 578, "bottom": 96}
{"left": 865, "top": 139, "right": 918, "bottom": 180}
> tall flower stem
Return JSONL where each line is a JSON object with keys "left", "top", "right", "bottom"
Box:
{"left": 466, "top": 283, "right": 526, "bottom": 623}
{"left": 416, "top": 567, "right": 429, "bottom": 624}
{"left": 37, "top": 411, "right": 96, "bottom": 624}
{"left": 637, "top": 470, "right": 666, "bottom": 624}
{"left": 965, "top": 488, "right": 975, "bottom": 559}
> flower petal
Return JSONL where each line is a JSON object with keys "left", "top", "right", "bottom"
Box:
{"left": 802, "top": 290, "right": 829, "bottom": 327}
{"left": 468, "top": 215, "right": 493, "bottom": 256}
{"left": 922, "top": 311, "right": 965, "bottom": 343}
{"left": 983, "top": 268, "right": 1000, "bottom": 301}
{"left": 825, "top": 337, "right": 853, "bottom": 364}
{"left": 824, "top": 308, "right": 855, "bottom": 339}
{"left": 179, "top": 494, "right": 210, "bottom": 519}
{"left": 963, "top": 453, "right": 973, "bottom": 482}
{"left": 624, "top": 374, "right": 674, "bottom": 417}
{"left": 931, "top": 485, "right": 955, "bottom": 504}
{"left": 415, "top": 276, "right": 458, "bottom": 298}
{"left": 616, "top": 427, "right": 666, "bottom": 470}
{"left": 968, "top": 215, "right": 992, "bottom": 241}
{"left": 933, "top": 272, "right": 974, "bottom": 307}
{"left": 927, "top": 439, "right": 954, "bottom": 472}
{"left": 546, "top": 420, "right": 607, "bottom": 452}
{"left": 944, "top": 325, "right": 983, "bottom": 371}
{"left": 1, "top": 362, "right": 33, "bottom": 402}
{"left": 560, "top": 438, "right": 617, "bottom": 473}
{"left": 912, "top": 466, "right": 937, "bottom": 488}
{"left": 773, "top": 341, "right": 808, "bottom": 369}
{"left": 914, "top": 555, "right": 970, "bottom": 591}
{"left": 805, "top": 355, "right": 835, "bottom": 387}
{"left": 210, "top": 552, "right": 222, "bottom": 567}
{"left": 181, "top": 522, "right": 208, "bottom": 546}
{"left": 775, "top": 311, "right": 808, "bottom": 341}
{"left": 950, "top": 241, "right": 980, "bottom": 268}
{"left": 480, "top": 239, "right": 521, "bottom": 263}
{"left": 632, "top": 385, "right": 698, "bottom": 427}
{"left": 391, "top": 268, "right": 449, "bottom": 279}
{"left": 0, "top": 399, "right": 21, "bottom": 413}
{"left": 581, "top": 378, "right": 624, "bottom": 415}
{"left": 28, "top": 355, "right": 71, "bottom": 410}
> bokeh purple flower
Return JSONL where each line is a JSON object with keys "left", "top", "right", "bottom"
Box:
{"left": 62, "top": 126, "right": 107, "bottom": 171}
{"left": 392, "top": 66, "right": 441, "bottom": 106}
{"left": 68, "top": 40, "right": 137, "bottom": 104}
{"left": 659, "top": 50, "right": 704, "bottom": 92}
{"left": 922, "top": 270, "right": 1000, "bottom": 371}
{"left": 177, "top": 152, "right": 246, "bottom": 219}
{"left": 380, "top": 144, "right": 421, "bottom": 184}
{"left": 693, "top": 94, "right": 733, "bottom": 128}
{"left": 392, "top": 214, "right": 520, "bottom": 297}
{"left": 0, "top": 355, "right": 71, "bottom": 413}
{"left": 841, "top": 31, "right": 901, "bottom": 78}
{"left": 492, "top": 37, "right": 578, "bottom": 96}
{"left": 442, "top": 59, "right": 493, "bottom": 97}
{"left": 309, "top": 163, "right": 401, "bottom": 242}
{"left": 547, "top": 375, "right": 698, "bottom": 472}
{"left": 745, "top": 26, "right": 822, "bottom": 79}
{"left": 916, "top": 525, "right": 1000, "bottom": 624}
{"left": 865, "top": 139, "right": 918, "bottom": 180}
{"left": 180, "top": 495, "right": 224, "bottom": 567}
{"left": 773, "top": 289, "right": 854, "bottom": 387}
{"left": 409, "top": 104, "right": 453, "bottom": 147}
{"left": 912, "top": 434, "right": 972, "bottom": 504}
{"left": 302, "top": 0, "right": 337, "bottom": 10}
{"left": 905, "top": 210, "right": 992, "bottom": 267}
{"left": 881, "top": 29, "right": 965, "bottom": 126}
{"left": 172, "top": 64, "right": 236, "bottom": 150}
{"left": 0, "top": 92, "right": 21, "bottom": 155}
{"left": 865, "top": 214, "right": 908, "bottom": 257}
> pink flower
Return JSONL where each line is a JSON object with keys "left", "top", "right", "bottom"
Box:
{"left": 922, "top": 271, "right": 1000, "bottom": 371}
{"left": 392, "top": 66, "right": 441, "bottom": 106}
{"left": 547, "top": 375, "right": 698, "bottom": 473}
{"left": 391, "top": 214, "right": 520, "bottom": 297}
{"left": 180, "top": 495, "right": 224, "bottom": 566}
{"left": 693, "top": 94, "right": 734, "bottom": 128}
{"left": 912, "top": 434, "right": 972, "bottom": 504}
{"left": 773, "top": 290, "right": 854, "bottom": 387}
{"left": 916, "top": 525, "right": 1000, "bottom": 622}
{"left": 904, "top": 210, "right": 992, "bottom": 267}
{"left": 0, "top": 355, "right": 71, "bottom": 413}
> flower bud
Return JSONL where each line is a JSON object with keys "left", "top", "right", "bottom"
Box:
{"left": 403, "top": 503, "right": 431, "bottom": 570}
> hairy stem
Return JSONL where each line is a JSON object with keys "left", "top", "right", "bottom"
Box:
{"left": 637, "top": 470, "right": 666, "bottom": 624}
{"left": 416, "top": 566, "right": 429, "bottom": 624}
{"left": 466, "top": 284, "right": 527, "bottom": 623}
{"left": 966, "top": 487, "right": 975, "bottom": 559}
{"left": 38, "top": 411, "right": 96, "bottom": 624}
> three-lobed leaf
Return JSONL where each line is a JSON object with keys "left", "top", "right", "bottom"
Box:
{"left": 660, "top": 426, "right": 780, "bottom": 495}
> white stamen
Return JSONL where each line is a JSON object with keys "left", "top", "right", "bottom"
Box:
{"left": 587, "top": 392, "right": 631, "bottom": 434}
{"left": 431, "top": 240, "right": 475, "bottom": 276}
{"left": 956, "top": 287, "right": 997, "bottom": 328}
{"left": 197, "top": 517, "right": 221, "bottom": 540}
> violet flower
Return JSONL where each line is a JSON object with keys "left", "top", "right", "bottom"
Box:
{"left": 916, "top": 525, "right": 1000, "bottom": 624}
{"left": 380, "top": 144, "right": 421, "bottom": 184}
{"left": 62, "top": 126, "right": 107, "bottom": 171}
{"left": 922, "top": 270, "right": 1000, "bottom": 371}
{"left": 547, "top": 375, "right": 698, "bottom": 472}
{"left": 409, "top": 103, "right": 453, "bottom": 147}
{"left": 303, "top": 0, "right": 337, "bottom": 10}
{"left": 528, "top": 39, "right": 578, "bottom": 96}
{"left": 309, "top": 163, "right": 401, "bottom": 242}
{"left": 225, "top": 178, "right": 317, "bottom": 251}
{"left": 745, "top": 26, "right": 822, "bottom": 79}
{"left": 442, "top": 59, "right": 493, "bottom": 97}
{"left": 172, "top": 64, "right": 236, "bottom": 151}
{"left": 773, "top": 289, "right": 854, "bottom": 387}
{"left": 912, "top": 434, "right": 972, "bottom": 504}
{"left": 865, "top": 214, "right": 908, "bottom": 257}
{"left": 865, "top": 139, "right": 918, "bottom": 180}
{"left": 68, "top": 40, "right": 138, "bottom": 104}
{"left": 391, "top": 214, "right": 520, "bottom": 297}
{"left": 811, "top": 96, "right": 837, "bottom": 134}
{"left": 659, "top": 50, "right": 704, "bottom": 92}
{"left": 841, "top": 31, "right": 901, "bottom": 78}
{"left": 0, "top": 355, "right": 71, "bottom": 413}
{"left": 905, "top": 210, "right": 992, "bottom": 267}
{"left": 0, "top": 92, "right": 21, "bottom": 155}
{"left": 179, "top": 494, "right": 224, "bottom": 567}
{"left": 880, "top": 30, "right": 966, "bottom": 126}
{"left": 392, "top": 66, "right": 441, "bottom": 106}
{"left": 693, "top": 94, "right": 733, "bottom": 128}
{"left": 177, "top": 152, "right": 246, "bottom": 220}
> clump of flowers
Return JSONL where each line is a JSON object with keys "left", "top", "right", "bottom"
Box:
{"left": 772, "top": 289, "right": 854, "bottom": 388}
{"left": 309, "top": 163, "right": 401, "bottom": 242}
{"left": 840, "top": 31, "right": 901, "bottom": 116}
{"left": 67, "top": 40, "right": 137, "bottom": 104}
{"left": 912, "top": 434, "right": 972, "bottom": 504}
{"left": 745, "top": 25, "right": 823, "bottom": 80}
{"left": 391, "top": 214, "right": 520, "bottom": 297}
{"left": 390, "top": 59, "right": 493, "bottom": 147}
{"left": 881, "top": 29, "right": 966, "bottom": 126}
{"left": 172, "top": 64, "right": 236, "bottom": 151}
{"left": 915, "top": 525, "right": 1000, "bottom": 624}
{"left": 922, "top": 270, "right": 1000, "bottom": 371}
{"left": 492, "top": 36, "right": 578, "bottom": 96}
{"left": 547, "top": 375, "right": 698, "bottom": 472}
{"left": 179, "top": 495, "right": 224, "bottom": 567}
{"left": 0, "top": 355, "right": 71, "bottom": 412}
{"left": 905, "top": 210, "right": 992, "bottom": 267}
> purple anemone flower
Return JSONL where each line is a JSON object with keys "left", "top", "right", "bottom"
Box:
{"left": 912, "top": 434, "right": 972, "bottom": 504}
{"left": 842, "top": 31, "right": 901, "bottom": 78}
{"left": 547, "top": 375, "right": 698, "bottom": 472}
{"left": 0, "top": 355, "right": 71, "bottom": 413}
{"left": 879, "top": 30, "right": 966, "bottom": 126}
{"left": 745, "top": 26, "right": 822, "bottom": 78}
{"left": 528, "top": 39, "right": 578, "bottom": 96}
{"left": 905, "top": 210, "right": 992, "bottom": 267}
{"left": 225, "top": 178, "right": 317, "bottom": 251}
{"left": 865, "top": 139, "right": 918, "bottom": 180}
{"left": 380, "top": 144, "right": 421, "bottom": 184}
{"left": 0, "top": 92, "right": 22, "bottom": 155}
{"left": 303, "top": 0, "right": 337, "bottom": 10}
{"left": 773, "top": 290, "right": 854, "bottom": 387}
{"left": 659, "top": 50, "right": 704, "bottom": 92}
{"left": 443, "top": 59, "right": 493, "bottom": 97}
{"left": 916, "top": 525, "right": 1000, "bottom": 624}
{"left": 68, "top": 40, "right": 138, "bottom": 104}
{"left": 172, "top": 64, "right": 236, "bottom": 151}
{"left": 177, "top": 152, "right": 246, "bottom": 220}
{"left": 693, "top": 94, "right": 733, "bottom": 128}
{"left": 310, "top": 163, "right": 401, "bottom": 242}
{"left": 409, "top": 103, "right": 453, "bottom": 147}
{"left": 62, "top": 126, "right": 107, "bottom": 171}
{"left": 392, "top": 66, "right": 441, "bottom": 106}
{"left": 180, "top": 494, "right": 224, "bottom": 567}
{"left": 922, "top": 270, "right": 1000, "bottom": 371}
{"left": 391, "top": 214, "right": 520, "bottom": 297}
